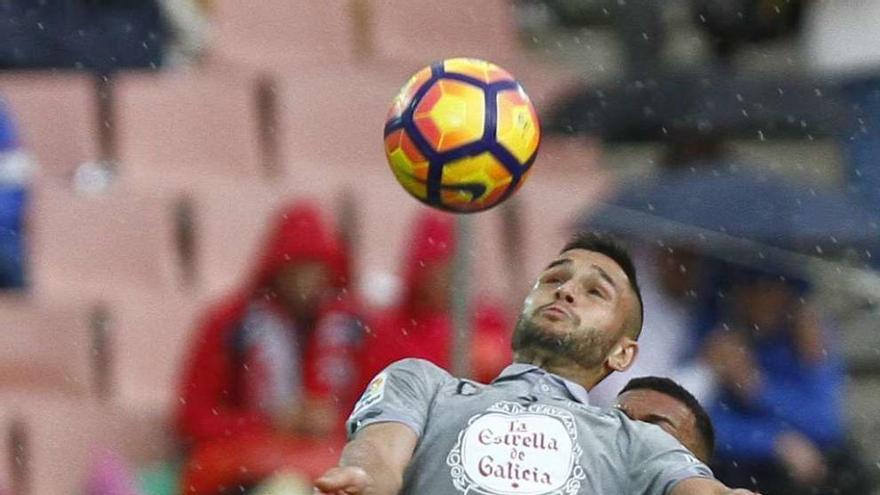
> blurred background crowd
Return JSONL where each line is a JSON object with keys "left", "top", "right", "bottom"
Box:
{"left": 0, "top": 0, "right": 879, "bottom": 494}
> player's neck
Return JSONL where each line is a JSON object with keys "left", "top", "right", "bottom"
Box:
{"left": 513, "top": 350, "right": 607, "bottom": 390}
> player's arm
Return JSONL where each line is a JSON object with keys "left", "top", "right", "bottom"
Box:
{"left": 670, "top": 477, "right": 759, "bottom": 495}
{"left": 314, "top": 422, "right": 417, "bottom": 495}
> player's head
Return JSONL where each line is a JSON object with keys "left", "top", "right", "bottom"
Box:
{"left": 512, "top": 232, "right": 643, "bottom": 385}
{"left": 615, "top": 376, "right": 715, "bottom": 463}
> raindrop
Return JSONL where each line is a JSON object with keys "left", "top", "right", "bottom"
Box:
{"left": 777, "top": 87, "right": 784, "bottom": 95}
{"left": 815, "top": 245, "right": 824, "bottom": 254}
{"left": 757, "top": 130, "right": 765, "bottom": 141}
{"left": 814, "top": 88, "right": 823, "bottom": 97}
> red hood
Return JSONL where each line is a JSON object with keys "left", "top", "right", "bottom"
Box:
{"left": 401, "top": 209, "right": 456, "bottom": 311}
{"left": 249, "top": 200, "right": 348, "bottom": 293}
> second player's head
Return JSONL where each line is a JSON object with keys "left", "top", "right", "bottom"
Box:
{"left": 615, "top": 376, "right": 715, "bottom": 464}
{"left": 512, "top": 232, "right": 643, "bottom": 387}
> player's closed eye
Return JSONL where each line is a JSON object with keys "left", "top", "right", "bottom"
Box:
{"left": 588, "top": 288, "right": 606, "bottom": 299}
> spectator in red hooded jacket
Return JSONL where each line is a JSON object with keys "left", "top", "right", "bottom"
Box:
{"left": 360, "top": 210, "right": 511, "bottom": 387}
{"left": 176, "top": 200, "right": 364, "bottom": 494}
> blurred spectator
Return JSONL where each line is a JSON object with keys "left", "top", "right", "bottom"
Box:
{"left": 804, "top": 1, "right": 880, "bottom": 218}
{"left": 590, "top": 245, "right": 718, "bottom": 406}
{"left": 360, "top": 210, "right": 511, "bottom": 386}
{"left": 694, "top": 0, "right": 804, "bottom": 65}
{"left": 0, "top": 0, "right": 167, "bottom": 72}
{"left": 176, "top": 201, "right": 365, "bottom": 494}
{"left": 0, "top": 97, "right": 32, "bottom": 290}
{"left": 703, "top": 266, "right": 872, "bottom": 495}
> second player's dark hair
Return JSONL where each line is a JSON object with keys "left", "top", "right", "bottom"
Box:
{"left": 619, "top": 376, "right": 715, "bottom": 458}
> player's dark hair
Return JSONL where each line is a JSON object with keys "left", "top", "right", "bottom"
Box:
{"left": 560, "top": 232, "right": 643, "bottom": 338}
{"left": 619, "top": 376, "right": 715, "bottom": 458}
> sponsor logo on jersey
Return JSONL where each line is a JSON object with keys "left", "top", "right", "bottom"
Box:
{"left": 352, "top": 372, "right": 387, "bottom": 416}
{"left": 447, "top": 401, "right": 585, "bottom": 495}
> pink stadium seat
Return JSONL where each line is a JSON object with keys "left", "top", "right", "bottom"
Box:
{"left": 365, "top": 0, "right": 584, "bottom": 116}
{"left": 0, "top": 296, "right": 95, "bottom": 397}
{"left": 210, "top": 0, "right": 355, "bottom": 70}
{"left": 29, "top": 182, "right": 184, "bottom": 297}
{"left": 275, "top": 64, "right": 414, "bottom": 179}
{"left": 189, "top": 181, "right": 289, "bottom": 296}
{"left": 111, "top": 294, "right": 202, "bottom": 413}
{"left": 2, "top": 395, "right": 170, "bottom": 495}
{"left": 368, "top": 0, "right": 519, "bottom": 63}
{"left": 114, "top": 72, "right": 264, "bottom": 182}
{"left": 0, "top": 72, "right": 101, "bottom": 181}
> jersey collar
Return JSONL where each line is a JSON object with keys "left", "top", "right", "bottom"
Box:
{"left": 493, "top": 363, "right": 591, "bottom": 405}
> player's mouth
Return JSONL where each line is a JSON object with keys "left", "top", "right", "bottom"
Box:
{"left": 540, "top": 304, "right": 571, "bottom": 321}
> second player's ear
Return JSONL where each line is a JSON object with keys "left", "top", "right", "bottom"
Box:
{"left": 606, "top": 338, "right": 638, "bottom": 372}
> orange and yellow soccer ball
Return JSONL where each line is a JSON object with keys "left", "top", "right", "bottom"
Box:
{"left": 384, "top": 58, "right": 541, "bottom": 213}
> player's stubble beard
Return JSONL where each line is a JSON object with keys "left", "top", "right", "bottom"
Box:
{"left": 511, "top": 312, "right": 619, "bottom": 372}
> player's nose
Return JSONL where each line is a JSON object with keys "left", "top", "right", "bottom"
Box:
{"left": 554, "top": 284, "right": 575, "bottom": 304}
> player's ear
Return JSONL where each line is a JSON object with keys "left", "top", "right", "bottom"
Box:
{"left": 606, "top": 337, "right": 638, "bottom": 373}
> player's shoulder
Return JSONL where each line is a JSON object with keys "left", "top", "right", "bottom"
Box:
{"left": 385, "top": 358, "right": 455, "bottom": 381}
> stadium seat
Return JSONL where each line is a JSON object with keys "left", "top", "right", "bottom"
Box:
{"left": 114, "top": 72, "right": 265, "bottom": 182}
{"left": 29, "top": 182, "right": 184, "bottom": 297}
{"left": 110, "top": 294, "right": 202, "bottom": 414}
{"left": 368, "top": 0, "right": 519, "bottom": 63}
{"left": 2, "top": 395, "right": 170, "bottom": 495}
{"left": 187, "top": 180, "right": 290, "bottom": 296}
{"left": 210, "top": 0, "right": 355, "bottom": 70}
{"left": 365, "top": 0, "right": 584, "bottom": 114}
{"left": 274, "top": 65, "right": 413, "bottom": 178}
{"left": 0, "top": 72, "right": 101, "bottom": 181}
{"left": 0, "top": 296, "right": 96, "bottom": 397}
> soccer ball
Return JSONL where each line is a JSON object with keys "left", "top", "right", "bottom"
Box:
{"left": 383, "top": 58, "right": 540, "bottom": 213}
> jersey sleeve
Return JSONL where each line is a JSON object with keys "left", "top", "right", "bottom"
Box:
{"left": 346, "top": 358, "right": 449, "bottom": 439}
{"left": 626, "top": 419, "right": 714, "bottom": 495}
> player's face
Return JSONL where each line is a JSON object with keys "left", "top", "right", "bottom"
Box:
{"left": 615, "top": 389, "right": 707, "bottom": 463}
{"left": 513, "top": 249, "right": 638, "bottom": 369}
{"left": 272, "top": 261, "right": 332, "bottom": 317}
